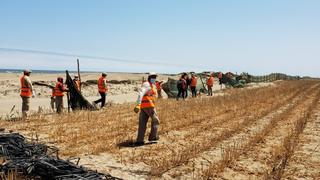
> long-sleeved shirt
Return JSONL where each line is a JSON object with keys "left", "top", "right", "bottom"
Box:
{"left": 136, "top": 81, "right": 154, "bottom": 105}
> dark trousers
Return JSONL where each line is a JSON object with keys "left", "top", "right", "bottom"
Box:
{"left": 137, "top": 108, "right": 160, "bottom": 142}
{"left": 207, "top": 86, "right": 213, "bottom": 96}
{"left": 190, "top": 86, "right": 197, "bottom": 97}
{"left": 177, "top": 88, "right": 186, "bottom": 100}
{"left": 185, "top": 86, "right": 188, "bottom": 98}
{"left": 94, "top": 92, "right": 106, "bottom": 108}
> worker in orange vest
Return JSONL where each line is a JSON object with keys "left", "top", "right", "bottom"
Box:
{"left": 155, "top": 80, "right": 163, "bottom": 99}
{"left": 190, "top": 74, "right": 198, "bottom": 97}
{"left": 54, "top": 77, "right": 68, "bottom": 114}
{"left": 134, "top": 72, "right": 160, "bottom": 146}
{"left": 73, "top": 75, "right": 81, "bottom": 91}
{"left": 20, "top": 69, "right": 35, "bottom": 119}
{"left": 93, "top": 73, "right": 108, "bottom": 108}
{"left": 206, "top": 73, "right": 214, "bottom": 96}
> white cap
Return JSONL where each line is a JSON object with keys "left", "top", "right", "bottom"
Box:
{"left": 23, "top": 69, "right": 32, "bottom": 73}
{"left": 148, "top": 72, "right": 157, "bottom": 76}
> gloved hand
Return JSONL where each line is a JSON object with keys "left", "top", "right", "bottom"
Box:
{"left": 134, "top": 105, "right": 140, "bottom": 113}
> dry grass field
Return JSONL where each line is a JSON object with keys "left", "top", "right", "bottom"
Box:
{"left": 1, "top": 80, "right": 320, "bottom": 179}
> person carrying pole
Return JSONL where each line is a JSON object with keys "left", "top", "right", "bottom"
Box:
{"left": 190, "top": 73, "right": 198, "bottom": 97}
{"left": 93, "top": 73, "right": 108, "bottom": 109}
{"left": 206, "top": 73, "right": 214, "bottom": 96}
{"left": 20, "top": 69, "right": 35, "bottom": 119}
{"left": 133, "top": 72, "right": 160, "bottom": 146}
{"left": 54, "top": 77, "right": 68, "bottom": 114}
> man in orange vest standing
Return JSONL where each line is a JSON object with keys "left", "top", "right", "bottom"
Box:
{"left": 134, "top": 72, "right": 160, "bottom": 146}
{"left": 206, "top": 73, "right": 214, "bottom": 96}
{"left": 20, "top": 69, "right": 35, "bottom": 119}
{"left": 93, "top": 73, "right": 108, "bottom": 109}
{"left": 190, "top": 73, "right": 198, "bottom": 97}
{"left": 54, "top": 77, "right": 68, "bottom": 114}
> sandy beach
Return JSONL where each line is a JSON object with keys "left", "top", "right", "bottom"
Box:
{"left": 0, "top": 72, "right": 176, "bottom": 116}
{"left": 0, "top": 72, "right": 274, "bottom": 117}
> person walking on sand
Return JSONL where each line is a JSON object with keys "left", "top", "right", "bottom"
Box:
{"left": 206, "top": 73, "right": 214, "bottom": 96}
{"left": 133, "top": 72, "right": 160, "bottom": 146}
{"left": 54, "top": 77, "right": 68, "bottom": 114}
{"left": 20, "top": 69, "right": 35, "bottom": 119}
{"left": 93, "top": 73, "right": 108, "bottom": 108}
{"left": 190, "top": 73, "right": 198, "bottom": 98}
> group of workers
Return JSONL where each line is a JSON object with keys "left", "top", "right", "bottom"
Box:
{"left": 176, "top": 72, "right": 220, "bottom": 100}
{"left": 19, "top": 70, "right": 220, "bottom": 146}
{"left": 20, "top": 69, "right": 70, "bottom": 117}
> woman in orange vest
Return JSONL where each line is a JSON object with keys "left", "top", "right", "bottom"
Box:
{"left": 20, "top": 69, "right": 34, "bottom": 119}
{"left": 133, "top": 72, "right": 160, "bottom": 146}
{"left": 93, "top": 73, "right": 108, "bottom": 109}
{"left": 190, "top": 74, "right": 198, "bottom": 97}
{"left": 206, "top": 73, "right": 214, "bottom": 96}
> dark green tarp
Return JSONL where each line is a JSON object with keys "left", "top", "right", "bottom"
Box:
{"left": 66, "top": 71, "right": 95, "bottom": 111}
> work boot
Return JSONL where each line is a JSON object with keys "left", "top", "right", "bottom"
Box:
{"left": 148, "top": 136, "right": 160, "bottom": 141}
{"left": 134, "top": 141, "right": 145, "bottom": 146}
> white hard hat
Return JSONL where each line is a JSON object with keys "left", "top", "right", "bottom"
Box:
{"left": 148, "top": 72, "right": 157, "bottom": 76}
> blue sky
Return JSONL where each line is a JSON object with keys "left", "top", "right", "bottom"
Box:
{"left": 0, "top": 0, "right": 319, "bottom": 76}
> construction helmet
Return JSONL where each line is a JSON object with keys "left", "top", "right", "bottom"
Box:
{"left": 148, "top": 72, "right": 157, "bottom": 77}
{"left": 102, "top": 72, "right": 107, "bottom": 77}
{"left": 23, "top": 69, "right": 32, "bottom": 75}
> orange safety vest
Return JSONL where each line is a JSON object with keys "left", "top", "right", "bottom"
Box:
{"left": 98, "top": 76, "right": 107, "bottom": 93}
{"left": 207, "top": 77, "right": 214, "bottom": 86}
{"left": 140, "top": 82, "right": 157, "bottom": 109}
{"left": 155, "top": 82, "right": 162, "bottom": 91}
{"left": 20, "top": 75, "right": 32, "bottom": 97}
{"left": 54, "top": 82, "right": 64, "bottom": 97}
{"left": 190, "top": 77, "right": 197, "bottom": 87}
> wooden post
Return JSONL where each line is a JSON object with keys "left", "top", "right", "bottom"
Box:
{"left": 77, "top": 59, "right": 81, "bottom": 92}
